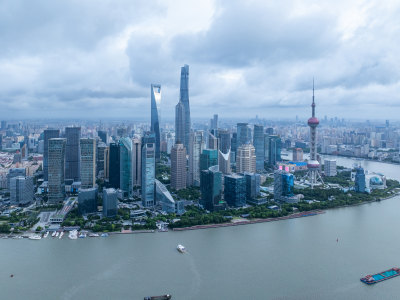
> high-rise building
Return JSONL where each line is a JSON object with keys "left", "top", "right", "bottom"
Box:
{"left": 200, "top": 149, "right": 218, "bottom": 171}
{"left": 104, "top": 146, "right": 109, "bottom": 179}
{"left": 155, "top": 179, "right": 185, "bottom": 214}
{"left": 208, "top": 132, "right": 218, "bottom": 150}
{"left": 108, "top": 142, "right": 120, "bottom": 189}
{"left": 98, "top": 130, "right": 108, "bottom": 144}
{"left": 237, "top": 123, "right": 252, "bottom": 147}
{"left": 218, "top": 130, "right": 231, "bottom": 154}
{"left": 80, "top": 138, "right": 96, "bottom": 189}
{"left": 179, "top": 64, "right": 191, "bottom": 150}
{"left": 211, "top": 114, "right": 218, "bottom": 130}
{"left": 97, "top": 142, "right": 107, "bottom": 177}
{"left": 224, "top": 174, "right": 246, "bottom": 207}
{"left": 43, "top": 129, "right": 60, "bottom": 181}
{"left": 132, "top": 138, "right": 142, "bottom": 187}
{"left": 274, "top": 170, "right": 295, "bottom": 202}
{"left": 10, "top": 176, "right": 34, "bottom": 205}
{"left": 355, "top": 167, "right": 366, "bottom": 192}
{"left": 218, "top": 150, "right": 231, "bottom": 175}
{"left": 292, "top": 148, "right": 304, "bottom": 162}
{"left": 200, "top": 165, "right": 222, "bottom": 211}
{"left": 151, "top": 84, "right": 161, "bottom": 161}
{"left": 141, "top": 143, "right": 155, "bottom": 207}
{"left": 231, "top": 132, "right": 237, "bottom": 154}
{"left": 78, "top": 188, "right": 97, "bottom": 215}
{"left": 188, "top": 131, "right": 204, "bottom": 187}
{"left": 236, "top": 144, "right": 256, "bottom": 174}
{"left": 119, "top": 137, "right": 132, "bottom": 197}
{"left": 175, "top": 100, "right": 185, "bottom": 145}
{"left": 103, "top": 188, "right": 118, "bottom": 217}
{"left": 7, "top": 168, "right": 26, "bottom": 188}
{"left": 267, "top": 135, "right": 282, "bottom": 166}
{"left": 48, "top": 138, "right": 66, "bottom": 204}
{"left": 324, "top": 159, "right": 337, "bottom": 177}
{"left": 1, "top": 120, "right": 6, "bottom": 130}
{"left": 65, "top": 127, "right": 81, "bottom": 181}
{"left": 171, "top": 143, "right": 187, "bottom": 190}
{"left": 253, "top": 125, "right": 265, "bottom": 171}
{"left": 244, "top": 172, "right": 261, "bottom": 201}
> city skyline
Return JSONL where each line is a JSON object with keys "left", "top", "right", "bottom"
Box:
{"left": 1, "top": 1, "right": 400, "bottom": 120}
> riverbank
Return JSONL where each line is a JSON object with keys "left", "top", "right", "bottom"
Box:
{"left": 172, "top": 210, "right": 325, "bottom": 231}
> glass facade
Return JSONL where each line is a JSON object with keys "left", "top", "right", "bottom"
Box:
{"left": 65, "top": 127, "right": 81, "bottom": 181}
{"left": 253, "top": 125, "right": 265, "bottom": 171}
{"left": 224, "top": 174, "right": 246, "bottom": 207}
{"left": 355, "top": 167, "right": 366, "bottom": 192}
{"left": 200, "top": 149, "right": 218, "bottom": 171}
{"left": 200, "top": 165, "right": 222, "bottom": 211}
{"left": 237, "top": 123, "right": 252, "bottom": 147}
{"left": 80, "top": 138, "right": 96, "bottom": 189}
{"left": 43, "top": 129, "right": 59, "bottom": 181}
{"left": 267, "top": 135, "right": 282, "bottom": 166}
{"left": 48, "top": 138, "right": 66, "bottom": 204}
{"left": 119, "top": 137, "right": 132, "bottom": 197}
{"left": 141, "top": 143, "right": 155, "bottom": 207}
{"left": 151, "top": 84, "right": 161, "bottom": 161}
{"left": 180, "top": 64, "right": 191, "bottom": 150}
{"left": 109, "top": 142, "right": 120, "bottom": 189}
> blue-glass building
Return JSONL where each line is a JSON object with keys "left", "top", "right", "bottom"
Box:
{"left": 78, "top": 188, "right": 97, "bottom": 215}
{"left": 224, "top": 174, "right": 246, "bottom": 207}
{"left": 253, "top": 125, "right": 265, "bottom": 171}
{"left": 141, "top": 143, "right": 155, "bottom": 207}
{"left": 274, "top": 170, "right": 294, "bottom": 202}
{"left": 200, "top": 165, "right": 222, "bottom": 211}
{"left": 355, "top": 167, "right": 366, "bottom": 192}
{"left": 200, "top": 149, "right": 218, "bottom": 171}
{"left": 244, "top": 172, "right": 261, "bottom": 201}
{"left": 119, "top": 137, "right": 132, "bottom": 197}
{"left": 103, "top": 188, "right": 118, "bottom": 217}
{"left": 179, "top": 64, "right": 191, "bottom": 150}
{"left": 108, "top": 142, "right": 120, "bottom": 189}
{"left": 151, "top": 84, "right": 161, "bottom": 161}
{"left": 267, "top": 135, "right": 282, "bottom": 166}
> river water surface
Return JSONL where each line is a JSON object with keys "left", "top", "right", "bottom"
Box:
{"left": 1, "top": 156, "right": 400, "bottom": 300}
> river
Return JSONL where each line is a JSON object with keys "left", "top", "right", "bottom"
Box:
{"left": 1, "top": 156, "right": 400, "bottom": 299}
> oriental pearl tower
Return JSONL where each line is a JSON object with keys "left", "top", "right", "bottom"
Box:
{"left": 307, "top": 80, "right": 323, "bottom": 189}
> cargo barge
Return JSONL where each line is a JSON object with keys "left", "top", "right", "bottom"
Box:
{"left": 360, "top": 268, "right": 400, "bottom": 284}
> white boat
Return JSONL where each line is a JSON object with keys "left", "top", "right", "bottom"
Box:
{"left": 177, "top": 244, "right": 186, "bottom": 253}
{"left": 59, "top": 232, "right": 64, "bottom": 239}
{"left": 51, "top": 231, "right": 56, "bottom": 237}
{"left": 44, "top": 231, "right": 49, "bottom": 238}
{"left": 68, "top": 230, "right": 78, "bottom": 240}
{"left": 29, "top": 235, "right": 42, "bottom": 240}
{"left": 88, "top": 233, "right": 99, "bottom": 237}
{"left": 12, "top": 235, "right": 23, "bottom": 239}
{"left": 55, "top": 232, "right": 59, "bottom": 237}
{"left": 101, "top": 233, "right": 109, "bottom": 237}
{"left": 78, "top": 232, "right": 86, "bottom": 238}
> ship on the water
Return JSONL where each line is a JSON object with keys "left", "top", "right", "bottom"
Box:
{"left": 361, "top": 267, "right": 400, "bottom": 284}
{"left": 144, "top": 294, "right": 171, "bottom": 300}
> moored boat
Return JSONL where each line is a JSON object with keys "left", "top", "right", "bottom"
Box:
{"left": 44, "top": 231, "right": 49, "bottom": 238}
{"left": 68, "top": 230, "right": 78, "bottom": 240}
{"left": 59, "top": 232, "right": 64, "bottom": 239}
{"left": 101, "top": 233, "right": 109, "bottom": 237}
{"left": 29, "top": 234, "right": 42, "bottom": 240}
{"left": 361, "top": 267, "right": 400, "bottom": 284}
{"left": 88, "top": 233, "right": 99, "bottom": 237}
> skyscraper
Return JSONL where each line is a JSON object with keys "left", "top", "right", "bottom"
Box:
{"left": 78, "top": 188, "right": 97, "bottom": 215}
{"left": 109, "top": 142, "right": 120, "bottom": 189}
{"left": 236, "top": 144, "right": 256, "bottom": 174}
{"left": 224, "top": 174, "right": 246, "bottom": 207}
{"left": 48, "top": 138, "right": 66, "bottom": 204}
{"left": 218, "top": 150, "right": 231, "bottom": 175}
{"left": 267, "top": 135, "right": 282, "bottom": 166}
{"left": 253, "top": 125, "right": 265, "bottom": 171}
{"left": 274, "top": 170, "right": 295, "bottom": 202}
{"left": 200, "top": 165, "right": 222, "bottom": 211}
{"left": 179, "top": 64, "right": 191, "bottom": 150}
{"left": 119, "top": 137, "right": 132, "bottom": 197}
{"left": 43, "top": 129, "right": 59, "bottom": 181}
{"left": 98, "top": 130, "right": 108, "bottom": 144}
{"left": 96, "top": 142, "right": 107, "bottom": 177}
{"left": 171, "top": 143, "right": 187, "bottom": 190}
{"left": 208, "top": 132, "right": 218, "bottom": 150}
{"left": 10, "top": 176, "right": 34, "bottom": 205}
{"left": 175, "top": 100, "right": 185, "bottom": 144}
{"left": 132, "top": 137, "right": 142, "bottom": 187}
{"left": 141, "top": 142, "right": 155, "bottom": 207}
{"left": 218, "top": 130, "right": 231, "bottom": 154}
{"left": 200, "top": 149, "right": 218, "bottom": 171}
{"left": 80, "top": 138, "right": 96, "bottom": 189}
{"left": 324, "top": 159, "right": 337, "bottom": 177}
{"left": 292, "top": 148, "right": 304, "bottom": 162}
{"left": 151, "top": 84, "right": 161, "bottom": 161}
{"left": 237, "top": 123, "right": 252, "bottom": 147}
{"left": 355, "top": 167, "right": 366, "bottom": 192}
{"left": 65, "top": 127, "right": 81, "bottom": 181}
{"left": 188, "top": 131, "right": 204, "bottom": 187}
{"left": 103, "top": 188, "right": 118, "bottom": 217}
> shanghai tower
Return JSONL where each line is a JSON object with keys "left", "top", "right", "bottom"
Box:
{"left": 179, "top": 65, "right": 191, "bottom": 150}
{"left": 151, "top": 84, "right": 161, "bottom": 161}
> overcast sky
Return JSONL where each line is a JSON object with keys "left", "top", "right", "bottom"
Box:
{"left": 1, "top": 0, "right": 399, "bottom": 121}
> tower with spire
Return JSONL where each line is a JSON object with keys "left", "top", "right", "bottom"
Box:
{"left": 306, "top": 79, "right": 323, "bottom": 189}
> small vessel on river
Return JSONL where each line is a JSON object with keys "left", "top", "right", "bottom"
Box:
{"left": 144, "top": 294, "right": 172, "bottom": 300}
{"left": 361, "top": 267, "right": 400, "bottom": 284}
{"left": 177, "top": 244, "right": 186, "bottom": 253}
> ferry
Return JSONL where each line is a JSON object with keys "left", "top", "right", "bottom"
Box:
{"left": 361, "top": 267, "right": 400, "bottom": 284}
{"left": 177, "top": 244, "right": 186, "bottom": 253}
{"left": 29, "top": 235, "right": 42, "bottom": 240}
{"left": 59, "top": 232, "right": 64, "bottom": 239}
{"left": 44, "top": 231, "right": 49, "bottom": 238}
{"left": 144, "top": 295, "right": 172, "bottom": 300}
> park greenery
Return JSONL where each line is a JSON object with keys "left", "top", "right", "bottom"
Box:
{"left": 176, "top": 187, "right": 201, "bottom": 200}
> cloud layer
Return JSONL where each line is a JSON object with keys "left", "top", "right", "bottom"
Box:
{"left": 0, "top": 0, "right": 399, "bottom": 120}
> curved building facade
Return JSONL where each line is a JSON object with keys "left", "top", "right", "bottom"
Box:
{"left": 151, "top": 84, "right": 161, "bottom": 161}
